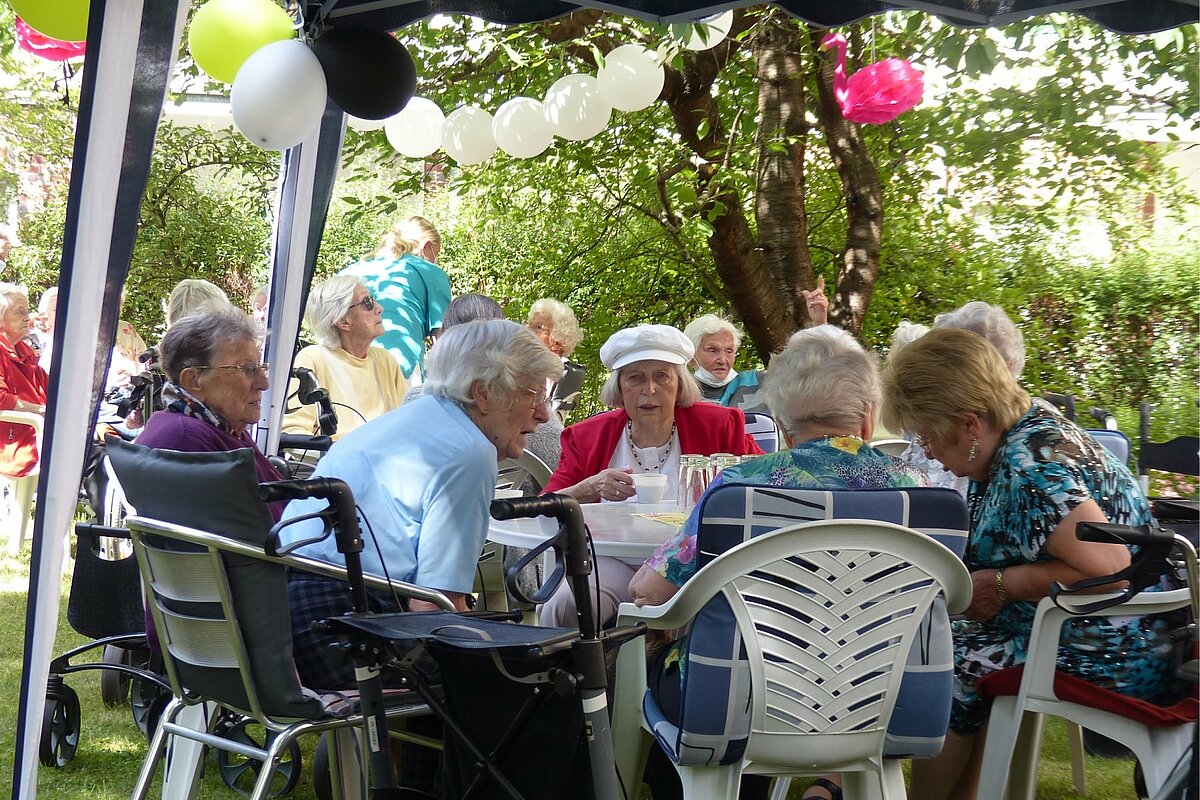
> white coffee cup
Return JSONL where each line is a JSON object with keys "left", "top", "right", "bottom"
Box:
{"left": 632, "top": 472, "right": 668, "bottom": 504}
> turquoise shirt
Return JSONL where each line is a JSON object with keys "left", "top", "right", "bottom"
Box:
{"left": 340, "top": 254, "right": 451, "bottom": 380}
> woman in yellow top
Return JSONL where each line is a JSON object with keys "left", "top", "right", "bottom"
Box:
{"left": 283, "top": 275, "right": 408, "bottom": 440}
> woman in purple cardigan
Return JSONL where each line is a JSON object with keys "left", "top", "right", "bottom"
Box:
{"left": 539, "top": 324, "right": 761, "bottom": 628}
{"left": 135, "top": 308, "right": 286, "bottom": 518}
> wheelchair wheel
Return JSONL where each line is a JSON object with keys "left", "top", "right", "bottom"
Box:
{"left": 100, "top": 644, "right": 133, "bottom": 707}
{"left": 40, "top": 684, "right": 81, "bottom": 767}
{"left": 215, "top": 717, "right": 301, "bottom": 797}
{"left": 312, "top": 734, "right": 332, "bottom": 800}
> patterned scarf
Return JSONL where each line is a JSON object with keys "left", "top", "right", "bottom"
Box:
{"left": 163, "top": 381, "right": 233, "bottom": 434}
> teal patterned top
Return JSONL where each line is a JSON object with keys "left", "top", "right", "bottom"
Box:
{"left": 644, "top": 436, "right": 926, "bottom": 587}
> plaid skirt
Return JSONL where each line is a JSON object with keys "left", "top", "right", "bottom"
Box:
{"left": 288, "top": 571, "right": 405, "bottom": 689}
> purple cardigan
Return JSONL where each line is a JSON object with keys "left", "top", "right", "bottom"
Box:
{"left": 135, "top": 410, "right": 287, "bottom": 520}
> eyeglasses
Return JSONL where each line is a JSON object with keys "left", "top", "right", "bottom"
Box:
{"left": 518, "top": 384, "right": 552, "bottom": 409}
{"left": 350, "top": 295, "right": 378, "bottom": 312}
{"left": 194, "top": 362, "right": 270, "bottom": 380}
{"left": 913, "top": 434, "right": 934, "bottom": 458}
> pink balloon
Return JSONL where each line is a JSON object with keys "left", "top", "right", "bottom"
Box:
{"left": 15, "top": 17, "right": 85, "bottom": 62}
{"left": 821, "top": 32, "right": 923, "bottom": 125}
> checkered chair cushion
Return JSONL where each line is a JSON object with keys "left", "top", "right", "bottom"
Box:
{"left": 647, "top": 485, "right": 968, "bottom": 766}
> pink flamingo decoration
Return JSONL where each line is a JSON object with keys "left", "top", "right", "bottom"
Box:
{"left": 819, "top": 32, "right": 923, "bottom": 125}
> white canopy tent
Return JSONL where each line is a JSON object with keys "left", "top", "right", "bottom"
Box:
{"left": 12, "top": 0, "right": 1195, "bottom": 797}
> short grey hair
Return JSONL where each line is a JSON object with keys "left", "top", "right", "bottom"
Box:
{"left": 683, "top": 313, "right": 742, "bottom": 353}
{"left": 424, "top": 319, "right": 564, "bottom": 408}
{"left": 933, "top": 301, "right": 1026, "bottom": 378}
{"left": 0, "top": 282, "right": 28, "bottom": 316}
{"left": 889, "top": 320, "right": 930, "bottom": 356}
{"left": 599, "top": 363, "right": 701, "bottom": 409}
{"left": 165, "top": 279, "right": 232, "bottom": 329}
{"left": 160, "top": 308, "right": 261, "bottom": 383}
{"left": 527, "top": 298, "right": 583, "bottom": 356}
{"left": 305, "top": 275, "right": 361, "bottom": 349}
{"left": 443, "top": 293, "right": 505, "bottom": 329}
{"left": 765, "top": 326, "right": 880, "bottom": 439}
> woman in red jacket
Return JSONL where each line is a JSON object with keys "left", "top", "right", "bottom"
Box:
{"left": 540, "top": 323, "right": 761, "bottom": 627}
{"left": 0, "top": 283, "right": 48, "bottom": 477}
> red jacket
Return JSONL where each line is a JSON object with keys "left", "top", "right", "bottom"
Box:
{"left": 543, "top": 403, "right": 762, "bottom": 496}
{"left": 0, "top": 338, "right": 48, "bottom": 477}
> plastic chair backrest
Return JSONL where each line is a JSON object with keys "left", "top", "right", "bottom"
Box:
{"left": 662, "top": 485, "right": 968, "bottom": 766}
{"left": 742, "top": 412, "right": 780, "bottom": 453}
{"left": 869, "top": 438, "right": 909, "bottom": 457}
{"left": 662, "top": 512, "right": 969, "bottom": 770}
{"left": 496, "top": 449, "right": 552, "bottom": 495}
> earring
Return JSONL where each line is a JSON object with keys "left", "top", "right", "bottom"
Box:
{"left": 480, "top": 409, "right": 489, "bottom": 417}
{"left": 968, "top": 436, "right": 979, "bottom": 462}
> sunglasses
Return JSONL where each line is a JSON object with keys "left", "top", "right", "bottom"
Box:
{"left": 351, "top": 295, "right": 378, "bottom": 312}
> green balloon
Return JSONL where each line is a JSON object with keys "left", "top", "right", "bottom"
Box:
{"left": 188, "top": 0, "right": 296, "bottom": 84}
{"left": 10, "top": 0, "right": 89, "bottom": 42}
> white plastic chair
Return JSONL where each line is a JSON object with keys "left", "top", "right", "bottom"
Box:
{"left": 614, "top": 519, "right": 972, "bottom": 798}
{"left": 869, "top": 438, "right": 910, "bottom": 458}
{"left": 976, "top": 587, "right": 1196, "bottom": 800}
{"left": 0, "top": 409, "right": 43, "bottom": 552}
{"left": 480, "top": 450, "right": 554, "bottom": 611}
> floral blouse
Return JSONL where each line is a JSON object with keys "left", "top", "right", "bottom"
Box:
{"left": 644, "top": 436, "right": 926, "bottom": 587}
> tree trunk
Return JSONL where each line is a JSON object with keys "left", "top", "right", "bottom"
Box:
{"left": 810, "top": 31, "right": 884, "bottom": 337}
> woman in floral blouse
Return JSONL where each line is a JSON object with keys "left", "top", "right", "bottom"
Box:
{"left": 628, "top": 325, "right": 924, "bottom": 800}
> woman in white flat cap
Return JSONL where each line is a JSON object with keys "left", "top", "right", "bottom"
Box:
{"left": 539, "top": 323, "right": 761, "bottom": 627}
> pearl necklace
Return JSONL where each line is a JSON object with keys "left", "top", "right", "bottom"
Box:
{"left": 627, "top": 420, "right": 676, "bottom": 473}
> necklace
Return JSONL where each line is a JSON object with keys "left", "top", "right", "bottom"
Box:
{"left": 627, "top": 420, "right": 676, "bottom": 472}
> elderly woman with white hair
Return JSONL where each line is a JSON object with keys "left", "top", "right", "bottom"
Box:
{"left": 630, "top": 324, "right": 925, "bottom": 800}
{"left": 539, "top": 323, "right": 761, "bottom": 628}
{"left": 526, "top": 297, "right": 583, "bottom": 359}
{"left": 933, "top": 300, "right": 1025, "bottom": 378}
{"left": 282, "top": 275, "right": 408, "bottom": 440}
{"left": 682, "top": 314, "right": 769, "bottom": 413}
{"left": 0, "top": 283, "right": 48, "bottom": 478}
{"left": 280, "top": 319, "right": 564, "bottom": 687}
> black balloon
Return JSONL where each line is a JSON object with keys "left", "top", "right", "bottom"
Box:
{"left": 312, "top": 27, "right": 417, "bottom": 120}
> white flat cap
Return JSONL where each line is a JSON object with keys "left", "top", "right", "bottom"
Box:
{"left": 600, "top": 324, "right": 695, "bottom": 371}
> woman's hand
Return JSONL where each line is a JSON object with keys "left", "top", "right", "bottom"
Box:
{"left": 964, "top": 568, "right": 1006, "bottom": 622}
{"left": 629, "top": 564, "right": 678, "bottom": 608}
{"left": 563, "top": 468, "right": 635, "bottom": 503}
{"left": 801, "top": 275, "right": 829, "bottom": 326}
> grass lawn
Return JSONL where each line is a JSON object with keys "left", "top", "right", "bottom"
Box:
{"left": 0, "top": 546, "right": 1146, "bottom": 799}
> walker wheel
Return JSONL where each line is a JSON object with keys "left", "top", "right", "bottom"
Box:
{"left": 215, "top": 717, "right": 301, "bottom": 797}
{"left": 130, "top": 674, "right": 171, "bottom": 739}
{"left": 100, "top": 645, "right": 133, "bottom": 707}
{"left": 311, "top": 733, "right": 333, "bottom": 800}
{"left": 40, "top": 685, "right": 81, "bottom": 767}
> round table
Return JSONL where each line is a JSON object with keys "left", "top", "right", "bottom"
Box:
{"left": 487, "top": 500, "right": 681, "bottom": 562}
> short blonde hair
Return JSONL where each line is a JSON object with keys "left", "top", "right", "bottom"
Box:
{"left": 881, "top": 327, "right": 1031, "bottom": 443}
{"left": 372, "top": 216, "right": 441, "bottom": 261}
{"left": 683, "top": 314, "right": 742, "bottom": 353}
{"left": 165, "top": 279, "right": 231, "bottom": 328}
{"left": 598, "top": 363, "right": 700, "bottom": 409}
{"left": 527, "top": 298, "right": 583, "bottom": 356}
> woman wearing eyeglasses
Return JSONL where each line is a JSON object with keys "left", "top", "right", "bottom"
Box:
{"left": 282, "top": 275, "right": 408, "bottom": 440}
{"left": 135, "top": 308, "right": 288, "bottom": 504}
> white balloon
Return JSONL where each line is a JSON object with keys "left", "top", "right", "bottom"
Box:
{"left": 443, "top": 105, "right": 496, "bottom": 165}
{"left": 671, "top": 10, "right": 734, "bottom": 51}
{"left": 231, "top": 40, "right": 327, "bottom": 151}
{"left": 347, "top": 115, "right": 387, "bottom": 131}
{"left": 543, "top": 74, "right": 612, "bottom": 142}
{"left": 597, "top": 44, "right": 665, "bottom": 113}
{"left": 492, "top": 97, "right": 553, "bottom": 159}
{"left": 385, "top": 97, "right": 444, "bottom": 159}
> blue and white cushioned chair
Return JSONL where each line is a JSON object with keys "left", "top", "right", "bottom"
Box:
{"left": 742, "top": 412, "right": 781, "bottom": 454}
{"left": 612, "top": 485, "right": 971, "bottom": 798}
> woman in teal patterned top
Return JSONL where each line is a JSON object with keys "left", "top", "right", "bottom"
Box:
{"left": 882, "top": 328, "right": 1178, "bottom": 800}
{"left": 629, "top": 325, "right": 924, "bottom": 800}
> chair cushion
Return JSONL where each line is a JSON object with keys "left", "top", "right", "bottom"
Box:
{"left": 977, "top": 666, "right": 1199, "bottom": 727}
{"left": 107, "top": 438, "right": 324, "bottom": 719}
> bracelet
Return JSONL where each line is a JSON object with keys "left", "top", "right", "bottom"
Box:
{"left": 995, "top": 568, "right": 1008, "bottom": 604}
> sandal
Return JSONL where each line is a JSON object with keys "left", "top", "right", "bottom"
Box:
{"left": 801, "top": 776, "right": 843, "bottom": 800}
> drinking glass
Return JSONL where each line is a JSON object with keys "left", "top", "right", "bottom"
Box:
{"left": 677, "top": 455, "right": 713, "bottom": 514}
